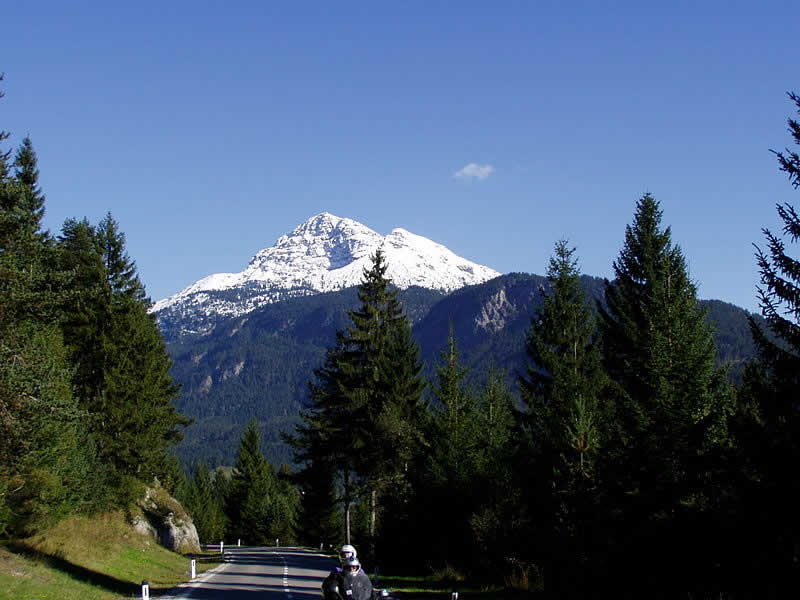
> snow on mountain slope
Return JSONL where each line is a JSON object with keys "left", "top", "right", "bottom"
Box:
{"left": 151, "top": 213, "right": 500, "bottom": 337}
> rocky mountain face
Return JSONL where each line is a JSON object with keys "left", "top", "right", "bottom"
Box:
{"left": 152, "top": 213, "right": 500, "bottom": 343}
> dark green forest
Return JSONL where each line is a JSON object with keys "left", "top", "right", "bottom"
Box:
{"left": 4, "top": 71, "right": 800, "bottom": 598}
{"left": 0, "top": 76, "right": 189, "bottom": 537}
{"left": 167, "top": 273, "right": 759, "bottom": 468}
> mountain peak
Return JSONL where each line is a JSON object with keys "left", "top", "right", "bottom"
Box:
{"left": 151, "top": 214, "right": 500, "bottom": 337}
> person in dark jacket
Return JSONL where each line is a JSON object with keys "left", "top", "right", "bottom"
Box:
{"left": 322, "top": 556, "right": 373, "bottom": 600}
{"left": 322, "top": 544, "right": 358, "bottom": 597}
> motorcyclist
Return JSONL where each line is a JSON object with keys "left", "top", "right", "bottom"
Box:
{"left": 322, "top": 556, "right": 373, "bottom": 600}
{"left": 322, "top": 544, "right": 360, "bottom": 599}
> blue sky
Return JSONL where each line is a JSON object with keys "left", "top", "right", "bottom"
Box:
{"left": 2, "top": 1, "right": 798, "bottom": 312}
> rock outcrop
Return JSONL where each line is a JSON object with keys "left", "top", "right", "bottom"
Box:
{"left": 131, "top": 482, "right": 200, "bottom": 554}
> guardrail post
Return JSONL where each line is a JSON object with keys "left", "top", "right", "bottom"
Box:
{"left": 141, "top": 580, "right": 150, "bottom": 599}
{"left": 191, "top": 558, "right": 196, "bottom": 579}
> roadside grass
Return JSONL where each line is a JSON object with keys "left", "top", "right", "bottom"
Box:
{"left": 0, "top": 511, "right": 221, "bottom": 600}
{"left": 375, "top": 573, "right": 537, "bottom": 600}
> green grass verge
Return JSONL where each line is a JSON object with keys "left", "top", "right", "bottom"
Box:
{"left": 374, "top": 573, "right": 535, "bottom": 600}
{"left": 0, "top": 511, "right": 220, "bottom": 600}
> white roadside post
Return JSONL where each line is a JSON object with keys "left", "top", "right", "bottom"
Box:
{"left": 141, "top": 580, "right": 150, "bottom": 600}
{"left": 238, "top": 538, "right": 241, "bottom": 547}
{"left": 191, "top": 559, "right": 196, "bottom": 579}
{"left": 220, "top": 540, "right": 224, "bottom": 555}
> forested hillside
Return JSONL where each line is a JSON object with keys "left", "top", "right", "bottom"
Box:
{"left": 167, "top": 271, "right": 760, "bottom": 468}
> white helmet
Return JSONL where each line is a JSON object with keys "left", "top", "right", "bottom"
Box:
{"left": 342, "top": 556, "right": 361, "bottom": 574}
{"left": 339, "top": 544, "right": 357, "bottom": 564}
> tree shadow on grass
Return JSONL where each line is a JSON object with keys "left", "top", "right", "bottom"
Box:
{"left": 9, "top": 541, "right": 139, "bottom": 596}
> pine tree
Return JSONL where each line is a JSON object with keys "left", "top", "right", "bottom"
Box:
{"left": 227, "top": 420, "right": 295, "bottom": 544}
{"left": 286, "top": 338, "right": 359, "bottom": 543}
{"left": 731, "top": 90, "right": 800, "bottom": 593}
{"left": 57, "top": 214, "right": 188, "bottom": 483}
{"left": 341, "top": 250, "right": 425, "bottom": 553}
{"left": 0, "top": 76, "right": 9, "bottom": 174}
{"left": 102, "top": 297, "right": 188, "bottom": 476}
{"left": 750, "top": 91, "right": 800, "bottom": 411}
{"left": 597, "top": 194, "right": 732, "bottom": 592}
{"left": 0, "top": 135, "right": 60, "bottom": 325}
{"left": 0, "top": 90, "right": 101, "bottom": 535}
{"left": 517, "top": 240, "right": 607, "bottom": 593}
{"left": 12, "top": 137, "right": 46, "bottom": 242}
{"left": 416, "top": 327, "right": 481, "bottom": 567}
{"left": 469, "top": 366, "right": 517, "bottom": 569}
{"left": 287, "top": 250, "right": 424, "bottom": 551}
{"left": 292, "top": 454, "right": 340, "bottom": 547}
{"left": 429, "top": 325, "right": 479, "bottom": 488}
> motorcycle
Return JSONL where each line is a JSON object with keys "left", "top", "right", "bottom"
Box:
{"left": 323, "top": 581, "right": 392, "bottom": 600}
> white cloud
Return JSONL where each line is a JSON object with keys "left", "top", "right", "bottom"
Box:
{"left": 453, "top": 163, "right": 495, "bottom": 180}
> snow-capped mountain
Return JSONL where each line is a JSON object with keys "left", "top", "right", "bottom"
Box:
{"left": 152, "top": 213, "right": 500, "bottom": 339}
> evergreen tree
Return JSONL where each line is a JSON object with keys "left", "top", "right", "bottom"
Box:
{"left": 227, "top": 420, "right": 294, "bottom": 544}
{"left": 520, "top": 240, "right": 606, "bottom": 475}
{"left": 12, "top": 137, "right": 46, "bottom": 243}
{"left": 418, "top": 327, "right": 481, "bottom": 567}
{"left": 184, "top": 461, "right": 226, "bottom": 543}
{"left": 341, "top": 250, "right": 425, "bottom": 555}
{"left": 97, "top": 212, "right": 146, "bottom": 303}
{"left": 287, "top": 250, "right": 424, "bottom": 553}
{"left": 286, "top": 338, "right": 359, "bottom": 543}
{"left": 517, "top": 240, "right": 607, "bottom": 594}
{"left": 0, "top": 95, "right": 101, "bottom": 535}
{"left": 57, "top": 218, "right": 107, "bottom": 411}
{"left": 469, "top": 366, "right": 517, "bottom": 570}
{"left": 292, "top": 454, "right": 340, "bottom": 548}
{"left": 57, "top": 214, "right": 188, "bottom": 484}
{"left": 102, "top": 297, "right": 188, "bottom": 477}
{"left": 476, "top": 366, "right": 515, "bottom": 475}
{"left": 597, "top": 195, "right": 732, "bottom": 592}
{"left": 731, "top": 90, "right": 800, "bottom": 593}
{"left": 750, "top": 91, "right": 800, "bottom": 409}
{"left": 0, "top": 135, "right": 60, "bottom": 325}
{"left": 0, "top": 75, "right": 9, "bottom": 174}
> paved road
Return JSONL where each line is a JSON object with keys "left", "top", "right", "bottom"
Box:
{"left": 160, "top": 547, "right": 335, "bottom": 600}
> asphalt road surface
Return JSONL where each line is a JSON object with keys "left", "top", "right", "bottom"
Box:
{"left": 160, "top": 546, "right": 335, "bottom": 600}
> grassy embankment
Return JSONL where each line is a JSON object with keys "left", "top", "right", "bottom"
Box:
{"left": 0, "top": 511, "right": 220, "bottom": 600}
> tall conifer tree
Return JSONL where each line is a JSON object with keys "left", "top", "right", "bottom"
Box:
{"left": 0, "top": 90, "right": 99, "bottom": 535}
{"left": 732, "top": 90, "right": 800, "bottom": 592}
{"left": 288, "top": 250, "right": 424, "bottom": 551}
{"left": 597, "top": 194, "right": 732, "bottom": 592}
{"left": 517, "top": 240, "right": 607, "bottom": 593}
{"left": 57, "top": 214, "right": 188, "bottom": 483}
{"left": 228, "top": 419, "right": 296, "bottom": 544}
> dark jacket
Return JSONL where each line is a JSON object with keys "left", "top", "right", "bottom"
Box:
{"left": 322, "top": 567, "right": 373, "bottom": 600}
